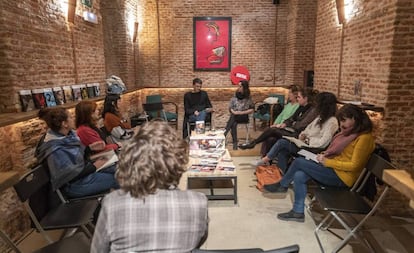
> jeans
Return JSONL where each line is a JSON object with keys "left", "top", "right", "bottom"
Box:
{"left": 188, "top": 110, "right": 207, "bottom": 122}
{"left": 64, "top": 164, "right": 119, "bottom": 198}
{"left": 266, "top": 138, "right": 299, "bottom": 173}
{"left": 279, "top": 157, "right": 346, "bottom": 213}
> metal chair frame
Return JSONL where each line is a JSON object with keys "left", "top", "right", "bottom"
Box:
{"left": 313, "top": 153, "right": 395, "bottom": 253}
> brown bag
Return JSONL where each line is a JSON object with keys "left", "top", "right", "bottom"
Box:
{"left": 256, "top": 165, "right": 282, "bottom": 191}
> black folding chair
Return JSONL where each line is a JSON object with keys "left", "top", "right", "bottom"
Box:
{"left": 313, "top": 153, "right": 396, "bottom": 253}
{"left": 13, "top": 164, "right": 99, "bottom": 244}
{"left": 33, "top": 232, "right": 91, "bottom": 253}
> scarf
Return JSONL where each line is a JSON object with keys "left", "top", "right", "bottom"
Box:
{"left": 323, "top": 128, "right": 358, "bottom": 158}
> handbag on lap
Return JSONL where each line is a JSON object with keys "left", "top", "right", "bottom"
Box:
{"left": 255, "top": 165, "right": 282, "bottom": 192}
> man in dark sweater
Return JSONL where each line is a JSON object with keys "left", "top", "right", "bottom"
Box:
{"left": 183, "top": 78, "right": 213, "bottom": 138}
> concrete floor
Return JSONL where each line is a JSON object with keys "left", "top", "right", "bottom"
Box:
{"left": 13, "top": 126, "right": 414, "bottom": 252}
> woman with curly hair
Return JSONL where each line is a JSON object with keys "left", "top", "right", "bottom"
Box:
{"left": 91, "top": 121, "right": 209, "bottom": 253}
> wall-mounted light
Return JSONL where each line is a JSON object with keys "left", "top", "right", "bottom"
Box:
{"left": 67, "top": 0, "right": 77, "bottom": 23}
{"left": 133, "top": 22, "right": 139, "bottom": 42}
{"left": 336, "top": 0, "right": 345, "bottom": 24}
{"left": 83, "top": 11, "right": 98, "bottom": 24}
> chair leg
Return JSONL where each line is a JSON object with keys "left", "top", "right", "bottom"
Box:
{"left": 0, "top": 229, "right": 22, "bottom": 253}
{"left": 245, "top": 124, "right": 250, "bottom": 144}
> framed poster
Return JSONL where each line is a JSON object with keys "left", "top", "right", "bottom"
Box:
{"left": 193, "top": 17, "right": 232, "bottom": 71}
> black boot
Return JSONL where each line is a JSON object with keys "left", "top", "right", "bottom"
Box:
{"left": 238, "top": 141, "right": 256, "bottom": 150}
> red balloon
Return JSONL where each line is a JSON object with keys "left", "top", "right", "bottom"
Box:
{"left": 230, "top": 66, "right": 250, "bottom": 85}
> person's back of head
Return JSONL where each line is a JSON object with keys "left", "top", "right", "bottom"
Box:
{"left": 75, "top": 101, "right": 97, "bottom": 128}
{"left": 38, "top": 107, "right": 68, "bottom": 132}
{"left": 116, "top": 121, "right": 189, "bottom": 198}
{"left": 315, "top": 92, "right": 338, "bottom": 126}
{"left": 337, "top": 104, "right": 373, "bottom": 134}
{"left": 102, "top": 94, "right": 120, "bottom": 118}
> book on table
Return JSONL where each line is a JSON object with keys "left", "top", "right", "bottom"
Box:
{"left": 90, "top": 149, "right": 119, "bottom": 171}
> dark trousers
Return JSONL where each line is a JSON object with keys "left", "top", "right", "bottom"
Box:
{"left": 224, "top": 114, "right": 238, "bottom": 145}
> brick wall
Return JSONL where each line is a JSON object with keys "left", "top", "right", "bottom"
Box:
{"left": 285, "top": 0, "right": 317, "bottom": 86}
{"left": 314, "top": 0, "right": 414, "bottom": 169}
{"left": 0, "top": 0, "right": 107, "bottom": 113}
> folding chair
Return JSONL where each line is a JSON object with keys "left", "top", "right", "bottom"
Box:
{"left": 253, "top": 94, "right": 285, "bottom": 131}
{"left": 144, "top": 94, "right": 178, "bottom": 129}
{"left": 33, "top": 232, "right": 91, "bottom": 253}
{"left": 313, "top": 153, "right": 395, "bottom": 253}
{"left": 13, "top": 164, "right": 99, "bottom": 244}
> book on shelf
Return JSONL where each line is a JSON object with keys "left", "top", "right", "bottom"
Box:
{"left": 19, "top": 89, "right": 35, "bottom": 112}
{"left": 93, "top": 83, "right": 101, "bottom": 96}
{"left": 43, "top": 88, "right": 57, "bottom": 107}
{"left": 86, "top": 83, "right": 96, "bottom": 98}
{"left": 80, "top": 84, "right": 88, "bottom": 100}
{"left": 72, "top": 84, "right": 83, "bottom": 101}
{"left": 297, "top": 149, "right": 319, "bottom": 163}
{"left": 53, "top": 87, "right": 65, "bottom": 105}
{"left": 63, "top": 86, "right": 73, "bottom": 102}
{"left": 32, "top": 88, "right": 46, "bottom": 109}
{"left": 90, "top": 149, "right": 119, "bottom": 171}
{"left": 282, "top": 136, "right": 309, "bottom": 148}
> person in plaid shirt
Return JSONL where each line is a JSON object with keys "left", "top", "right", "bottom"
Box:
{"left": 91, "top": 120, "right": 209, "bottom": 253}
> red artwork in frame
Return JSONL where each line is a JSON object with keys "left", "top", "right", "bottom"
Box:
{"left": 193, "top": 17, "right": 232, "bottom": 71}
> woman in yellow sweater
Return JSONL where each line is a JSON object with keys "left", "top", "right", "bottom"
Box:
{"left": 263, "top": 104, "right": 375, "bottom": 222}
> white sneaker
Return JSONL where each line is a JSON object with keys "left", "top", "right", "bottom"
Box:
{"left": 251, "top": 159, "right": 267, "bottom": 166}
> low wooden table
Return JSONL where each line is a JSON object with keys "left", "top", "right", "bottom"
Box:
{"left": 185, "top": 149, "right": 238, "bottom": 204}
{"left": 383, "top": 169, "right": 414, "bottom": 208}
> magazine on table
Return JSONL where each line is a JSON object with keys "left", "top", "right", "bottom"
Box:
{"left": 297, "top": 149, "right": 319, "bottom": 163}
{"left": 90, "top": 149, "right": 119, "bottom": 171}
{"left": 189, "top": 165, "right": 216, "bottom": 173}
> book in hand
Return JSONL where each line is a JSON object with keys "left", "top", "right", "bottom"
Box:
{"left": 90, "top": 149, "right": 119, "bottom": 171}
{"left": 297, "top": 149, "right": 319, "bottom": 163}
{"left": 282, "top": 136, "right": 309, "bottom": 148}
{"left": 19, "top": 90, "right": 35, "bottom": 112}
{"left": 43, "top": 88, "right": 57, "bottom": 107}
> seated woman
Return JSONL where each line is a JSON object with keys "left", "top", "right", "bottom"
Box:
{"left": 91, "top": 121, "right": 209, "bottom": 253}
{"left": 76, "top": 100, "right": 119, "bottom": 153}
{"left": 239, "top": 87, "right": 319, "bottom": 151}
{"left": 263, "top": 104, "right": 375, "bottom": 223}
{"left": 270, "top": 84, "right": 300, "bottom": 126}
{"left": 224, "top": 80, "right": 254, "bottom": 150}
{"left": 102, "top": 94, "right": 131, "bottom": 133}
{"left": 256, "top": 92, "right": 339, "bottom": 173}
{"left": 35, "top": 107, "right": 119, "bottom": 198}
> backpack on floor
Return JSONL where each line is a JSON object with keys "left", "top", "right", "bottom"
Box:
{"left": 256, "top": 165, "right": 282, "bottom": 192}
